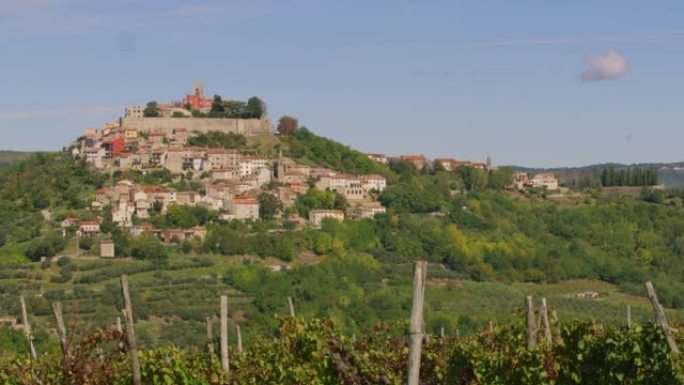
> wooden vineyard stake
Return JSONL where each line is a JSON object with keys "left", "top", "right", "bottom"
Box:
{"left": 236, "top": 325, "right": 243, "bottom": 353}
{"left": 288, "top": 296, "right": 296, "bottom": 317}
{"left": 51, "top": 302, "right": 69, "bottom": 357}
{"left": 120, "top": 275, "right": 142, "bottom": 385}
{"left": 19, "top": 295, "right": 37, "bottom": 359}
{"left": 645, "top": 281, "right": 679, "bottom": 354}
{"left": 407, "top": 261, "right": 427, "bottom": 385}
{"left": 540, "top": 298, "right": 552, "bottom": 344}
{"left": 221, "top": 295, "right": 230, "bottom": 372}
{"left": 526, "top": 296, "right": 537, "bottom": 350}
{"left": 206, "top": 317, "right": 215, "bottom": 357}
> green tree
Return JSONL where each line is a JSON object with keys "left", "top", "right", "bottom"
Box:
{"left": 487, "top": 167, "right": 514, "bottom": 190}
{"left": 258, "top": 192, "right": 283, "bottom": 220}
{"left": 247, "top": 96, "right": 265, "bottom": 118}
{"left": 130, "top": 233, "right": 169, "bottom": 267}
{"left": 143, "top": 101, "right": 160, "bottom": 117}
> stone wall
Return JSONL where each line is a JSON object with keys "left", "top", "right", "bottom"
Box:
{"left": 121, "top": 117, "right": 273, "bottom": 136}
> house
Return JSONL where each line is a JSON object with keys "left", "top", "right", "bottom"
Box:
{"left": 130, "top": 223, "right": 161, "bottom": 237}
{"left": 125, "top": 105, "right": 144, "bottom": 118}
{"left": 361, "top": 174, "right": 387, "bottom": 193}
{"left": 239, "top": 155, "right": 269, "bottom": 177}
{"left": 79, "top": 221, "right": 101, "bottom": 236}
{"left": 176, "top": 191, "right": 201, "bottom": 206}
{"left": 162, "top": 226, "right": 207, "bottom": 243}
{"left": 366, "top": 153, "right": 389, "bottom": 165}
{"left": 199, "top": 195, "right": 224, "bottom": 211}
{"left": 102, "top": 137, "right": 124, "bottom": 157}
{"left": 135, "top": 198, "right": 151, "bottom": 218}
{"left": 61, "top": 217, "right": 81, "bottom": 229}
{"left": 124, "top": 128, "right": 138, "bottom": 140}
{"left": 207, "top": 149, "right": 240, "bottom": 171}
{"left": 211, "top": 167, "right": 240, "bottom": 181}
{"left": 434, "top": 158, "right": 457, "bottom": 172}
{"left": 316, "top": 174, "right": 365, "bottom": 201}
{"left": 355, "top": 202, "right": 387, "bottom": 219}
{"left": 309, "top": 209, "right": 345, "bottom": 228}
{"left": 400, "top": 155, "right": 428, "bottom": 170}
{"left": 112, "top": 201, "right": 135, "bottom": 227}
{"left": 99, "top": 240, "right": 115, "bottom": 258}
{"left": 511, "top": 172, "right": 530, "bottom": 190}
{"left": 529, "top": 173, "right": 559, "bottom": 190}
{"left": 276, "top": 157, "right": 311, "bottom": 182}
{"left": 226, "top": 196, "right": 260, "bottom": 220}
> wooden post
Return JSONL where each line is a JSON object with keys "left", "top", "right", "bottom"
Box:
{"left": 116, "top": 317, "right": 122, "bottom": 333}
{"left": 288, "top": 296, "right": 296, "bottom": 317}
{"left": 440, "top": 327, "right": 445, "bottom": 340}
{"left": 540, "top": 298, "right": 552, "bottom": 344}
{"left": 220, "top": 295, "right": 229, "bottom": 372}
{"left": 552, "top": 309, "right": 560, "bottom": 337}
{"left": 19, "top": 295, "right": 37, "bottom": 359}
{"left": 455, "top": 328, "right": 460, "bottom": 339}
{"left": 407, "top": 261, "right": 427, "bottom": 385}
{"left": 488, "top": 320, "right": 494, "bottom": 334}
{"left": 626, "top": 305, "right": 632, "bottom": 329}
{"left": 525, "top": 295, "right": 536, "bottom": 350}
{"left": 51, "top": 302, "right": 69, "bottom": 357}
{"left": 645, "top": 281, "right": 679, "bottom": 354}
{"left": 206, "top": 317, "right": 215, "bottom": 356}
{"left": 236, "top": 325, "right": 243, "bottom": 353}
{"left": 120, "top": 275, "right": 142, "bottom": 385}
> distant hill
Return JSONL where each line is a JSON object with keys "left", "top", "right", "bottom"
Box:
{"left": 0, "top": 151, "right": 34, "bottom": 168}
{"left": 510, "top": 161, "right": 684, "bottom": 188}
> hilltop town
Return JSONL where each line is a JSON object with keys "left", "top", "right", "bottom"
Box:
{"left": 61, "top": 83, "right": 563, "bottom": 257}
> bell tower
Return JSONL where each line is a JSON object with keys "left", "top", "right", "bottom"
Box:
{"left": 193, "top": 82, "right": 204, "bottom": 97}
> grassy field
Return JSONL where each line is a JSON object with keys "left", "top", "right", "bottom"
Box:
{"left": 0, "top": 251, "right": 677, "bottom": 350}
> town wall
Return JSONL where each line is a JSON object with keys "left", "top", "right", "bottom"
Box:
{"left": 122, "top": 117, "right": 273, "bottom": 136}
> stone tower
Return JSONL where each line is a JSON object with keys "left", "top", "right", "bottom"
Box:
{"left": 193, "top": 82, "right": 204, "bottom": 96}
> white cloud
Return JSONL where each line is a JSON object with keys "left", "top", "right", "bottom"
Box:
{"left": 466, "top": 31, "right": 684, "bottom": 47}
{"left": 580, "top": 50, "right": 629, "bottom": 81}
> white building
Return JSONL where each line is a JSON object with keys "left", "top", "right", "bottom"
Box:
{"left": 530, "top": 173, "right": 559, "bottom": 190}
{"left": 239, "top": 156, "right": 270, "bottom": 177}
{"left": 226, "top": 196, "right": 260, "bottom": 220}
{"left": 309, "top": 209, "right": 345, "bottom": 228}
{"left": 356, "top": 202, "right": 387, "bottom": 219}
{"left": 361, "top": 174, "right": 387, "bottom": 193}
{"left": 125, "top": 105, "right": 144, "bottom": 118}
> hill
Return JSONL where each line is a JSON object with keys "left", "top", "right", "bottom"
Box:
{"left": 0, "top": 151, "right": 33, "bottom": 168}
{"left": 512, "top": 161, "right": 684, "bottom": 188}
{"left": 2, "top": 128, "right": 684, "bottom": 352}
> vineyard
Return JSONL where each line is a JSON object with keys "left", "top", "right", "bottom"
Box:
{"left": 2, "top": 267, "right": 684, "bottom": 385}
{"left": 1, "top": 317, "right": 683, "bottom": 384}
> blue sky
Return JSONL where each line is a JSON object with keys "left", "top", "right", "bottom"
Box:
{"left": 1, "top": 0, "right": 683, "bottom": 167}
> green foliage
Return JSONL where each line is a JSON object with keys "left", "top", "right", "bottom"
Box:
{"left": 2, "top": 318, "right": 683, "bottom": 384}
{"left": 130, "top": 233, "right": 169, "bottom": 267}
{"left": 24, "top": 232, "right": 67, "bottom": 261}
{"left": 284, "top": 128, "right": 396, "bottom": 181}
{"left": 601, "top": 167, "right": 659, "bottom": 187}
{"left": 160, "top": 204, "right": 213, "bottom": 229}
{"left": 143, "top": 101, "right": 160, "bottom": 117}
{"left": 258, "top": 192, "right": 283, "bottom": 220}
{"left": 207, "top": 95, "right": 265, "bottom": 119}
{"left": 186, "top": 131, "right": 247, "bottom": 149}
{"left": 294, "top": 188, "right": 347, "bottom": 218}
{"left": 78, "top": 236, "right": 94, "bottom": 251}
